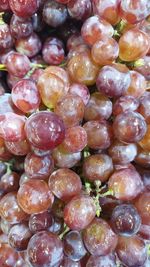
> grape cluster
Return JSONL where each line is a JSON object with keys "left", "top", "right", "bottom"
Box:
{"left": 0, "top": 0, "right": 150, "bottom": 266}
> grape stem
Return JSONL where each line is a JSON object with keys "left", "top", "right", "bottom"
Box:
{"left": 59, "top": 224, "right": 70, "bottom": 240}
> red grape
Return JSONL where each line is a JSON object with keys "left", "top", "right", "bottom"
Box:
{"left": 113, "top": 111, "right": 147, "bottom": 143}
{"left": 0, "top": 23, "right": 13, "bottom": 53}
{"left": 113, "top": 95, "right": 139, "bottom": 115}
{"left": 83, "top": 154, "right": 114, "bottom": 182}
{"left": 5, "top": 139, "right": 30, "bottom": 156}
{"left": 17, "top": 179, "right": 54, "bottom": 214}
{"left": 125, "top": 70, "right": 146, "bottom": 98}
{"left": 11, "top": 79, "right": 41, "bottom": 113}
{"left": 68, "top": 83, "right": 90, "bottom": 106}
{"left": 10, "top": 15, "right": 33, "bottom": 39}
{"left": 0, "top": 243, "right": 19, "bottom": 267}
{"left": 108, "top": 168, "right": 144, "bottom": 201}
{"left": 67, "top": 0, "right": 92, "bottom": 21}
{"left": 27, "top": 231, "right": 64, "bottom": 267}
{"left": 29, "top": 210, "right": 54, "bottom": 233}
{"left": 64, "top": 194, "right": 96, "bottom": 230}
{"left": 83, "top": 218, "right": 118, "bottom": 256}
{"left": 0, "top": 171, "right": 20, "bottom": 193}
{"left": 25, "top": 111, "right": 65, "bottom": 150}
{"left": 42, "top": 37, "right": 65, "bottom": 65}
{"left": 52, "top": 147, "right": 81, "bottom": 168}
{"left": 48, "top": 168, "right": 82, "bottom": 202}
{"left": 86, "top": 254, "right": 116, "bottom": 267}
{"left": 9, "top": 0, "right": 38, "bottom": 18}
{"left": 24, "top": 152, "right": 54, "bottom": 180}
{"left": 134, "top": 191, "right": 150, "bottom": 226}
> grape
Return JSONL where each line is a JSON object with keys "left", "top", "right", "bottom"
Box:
{"left": 5, "top": 139, "right": 30, "bottom": 156}
{"left": 67, "top": 0, "right": 92, "bottom": 21}
{"left": 93, "top": 0, "right": 120, "bottom": 25}
{"left": 0, "top": 162, "right": 7, "bottom": 178}
{"left": 43, "top": 0, "right": 68, "bottom": 27}
{"left": 48, "top": 168, "right": 82, "bottom": 202}
{"left": 0, "top": 192, "right": 27, "bottom": 223}
{"left": 7, "top": 73, "right": 21, "bottom": 89}
{"left": 42, "top": 37, "right": 65, "bottom": 65}
{"left": 119, "top": 0, "right": 150, "bottom": 24}
{"left": 5, "top": 52, "right": 31, "bottom": 78}
{"left": 138, "top": 224, "right": 150, "bottom": 241}
{"left": 30, "top": 68, "right": 44, "bottom": 84}
{"left": 108, "top": 168, "right": 144, "bottom": 201}
{"left": 96, "top": 64, "right": 131, "bottom": 98}
{"left": 64, "top": 194, "right": 96, "bottom": 230}
{"left": 138, "top": 92, "right": 150, "bottom": 123}
{"left": 113, "top": 95, "right": 139, "bottom": 116}
{"left": 135, "top": 148, "right": 150, "bottom": 168}
{"left": 134, "top": 191, "right": 150, "bottom": 226}
{"left": 27, "top": 231, "right": 63, "bottom": 267}
{"left": 24, "top": 152, "right": 54, "bottom": 180}
{"left": 0, "top": 0, "right": 10, "bottom": 11}
{"left": 37, "top": 67, "right": 69, "bottom": 109}
{"left": 56, "top": 0, "right": 71, "bottom": 3}
{"left": 134, "top": 56, "right": 150, "bottom": 81}
{"left": 17, "top": 179, "right": 54, "bottom": 214}
{"left": 11, "top": 79, "right": 41, "bottom": 113}
{"left": 0, "top": 112, "right": 26, "bottom": 142}
{"left": 48, "top": 216, "right": 63, "bottom": 235}
{"left": 113, "top": 111, "right": 147, "bottom": 143}
{"left": 119, "top": 29, "right": 150, "bottom": 62}
{"left": 83, "top": 154, "right": 113, "bottom": 182}
{"left": 10, "top": 15, "right": 33, "bottom": 39}
{"left": 68, "top": 83, "right": 90, "bottom": 106}
{"left": 111, "top": 204, "right": 141, "bottom": 236}
{"left": 81, "top": 16, "right": 114, "bottom": 46}
{"left": 55, "top": 94, "right": 85, "bottom": 128}
{"left": 83, "top": 120, "right": 113, "bottom": 150}
{"left": 108, "top": 141, "right": 137, "bottom": 165}
{"left": 67, "top": 51, "right": 99, "bottom": 86}
{"left": 29, "top": 210, "right": 54, "bottom": 233}
{"left": 139, "top": 124, "right": 150, "bottom": 151}
{"left": 63, "top": 231, "right": 87, "bottom": 261}
{"left": 116, "top": 235, "right": 147, "bottom": 267}
{"left": 52, "top": 147, "right": 81, "bottom": 168}
{"left": 91, "top": 37, "right": 119, "bottom": 66}
{"left": 0, "top": 243, "right": 19, "bottom": 267}
{"left": 0, "top": 171, "right": 20, "bottom": 193}
{"left": 0, "top": 136, "right": 13, "bottom": 161}
{"left": 8, "top": 223, "right": 32, "bottom": 251}
{"left": 60, "top": 126, "right": 87, "bottom": 153}
{"left": 83, "top": 218, "right": 118, "bottom": 256}
{"left": 32, "top": 12, "right": 45, "bottom": 32}
{"left": 84, "top": 92, "right": 112, "bottom": 121}
{"left": 15, "top": 33, "right": 42, "bottom": 58}
{"left": 9, "top": 0, "right": 38, "bottom": 18}
{"left": 86, "top": 254, "right": 117, "bottom": 267}
{"left": 67, "top": 44, "right": 90, "bottom": 61}
{"left": 125, "top": 71, "right": 146, "bottom": 98}
{"left": 25, "top": 111, "right": 65, "bottom": 150}
{"left": 0, "top": 23, "right": 13, "bottom": 53}
{"left": 67, "top": 33, "right": 85, "bottom": 51}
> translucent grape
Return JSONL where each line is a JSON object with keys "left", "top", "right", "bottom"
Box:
{"left": 17, "top": 179, "right": 54, "bottom": 214}
{"left": 25, "top": 111, "right": 65, "bottom": 150}
{"left": 67, "top": 0, "right": 92, "bottom": 21}
{"left": 64, "top": 194, "right": 96, "bottom": 230}
{"left": 9, "top": 0, "right": 38, "bottom": 18}
{"left": 48, "top": 168, "right": 82, "bottom": 202}
{"left": 83, "top": 218, "right": 118, "bottom": 256}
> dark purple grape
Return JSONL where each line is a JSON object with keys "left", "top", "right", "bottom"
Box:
{"left": 25, "top": 111, "right": 65, "bottom": 150}
{"left": 32, "top": 13, "right": 45, "bottom": 32}
{"left": 96, "top": 64, "right": 131, "bottom": 98}
{"left": 42, "top": 37, "right": 65, "bottom": 65}
{"left": 29, "top": 210, "right": 54, "bottom": 233}
{"left": 48, "top": 216, "right": 63, "bottom": 235}
{"left": 67, "top": 0, "right": 92, "bottom": 21}
{"left": 43, "top": 0, "right": 68, "bottom": 27}
{"left": 113, "top": 111, "right": 147, "bottom": 143}
{"left": 111, "top": 204, "right": 141, "bottom": 236}
{"left": 27, "top": 231, "right": 64, "bottom": 267}
{"left": 116, "top": 235, "right": 147, "bottom": 267}
{"left": 10, "top": 15, "right": 33, "bottom": 39}
{"left": 63, "top": 231, "right": 87, "bottom": 261}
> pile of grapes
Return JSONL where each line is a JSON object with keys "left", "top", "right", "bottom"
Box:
{"left": 0, "top": 0, "right": 150, "bottom": 266}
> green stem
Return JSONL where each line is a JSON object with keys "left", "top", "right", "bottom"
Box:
{"left": 59, "top": 224, "right": 70, "bottom": 240}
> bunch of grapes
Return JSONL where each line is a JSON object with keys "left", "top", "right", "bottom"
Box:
{"left": 0, "top": 0, "right": 150, "bottom": 266}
